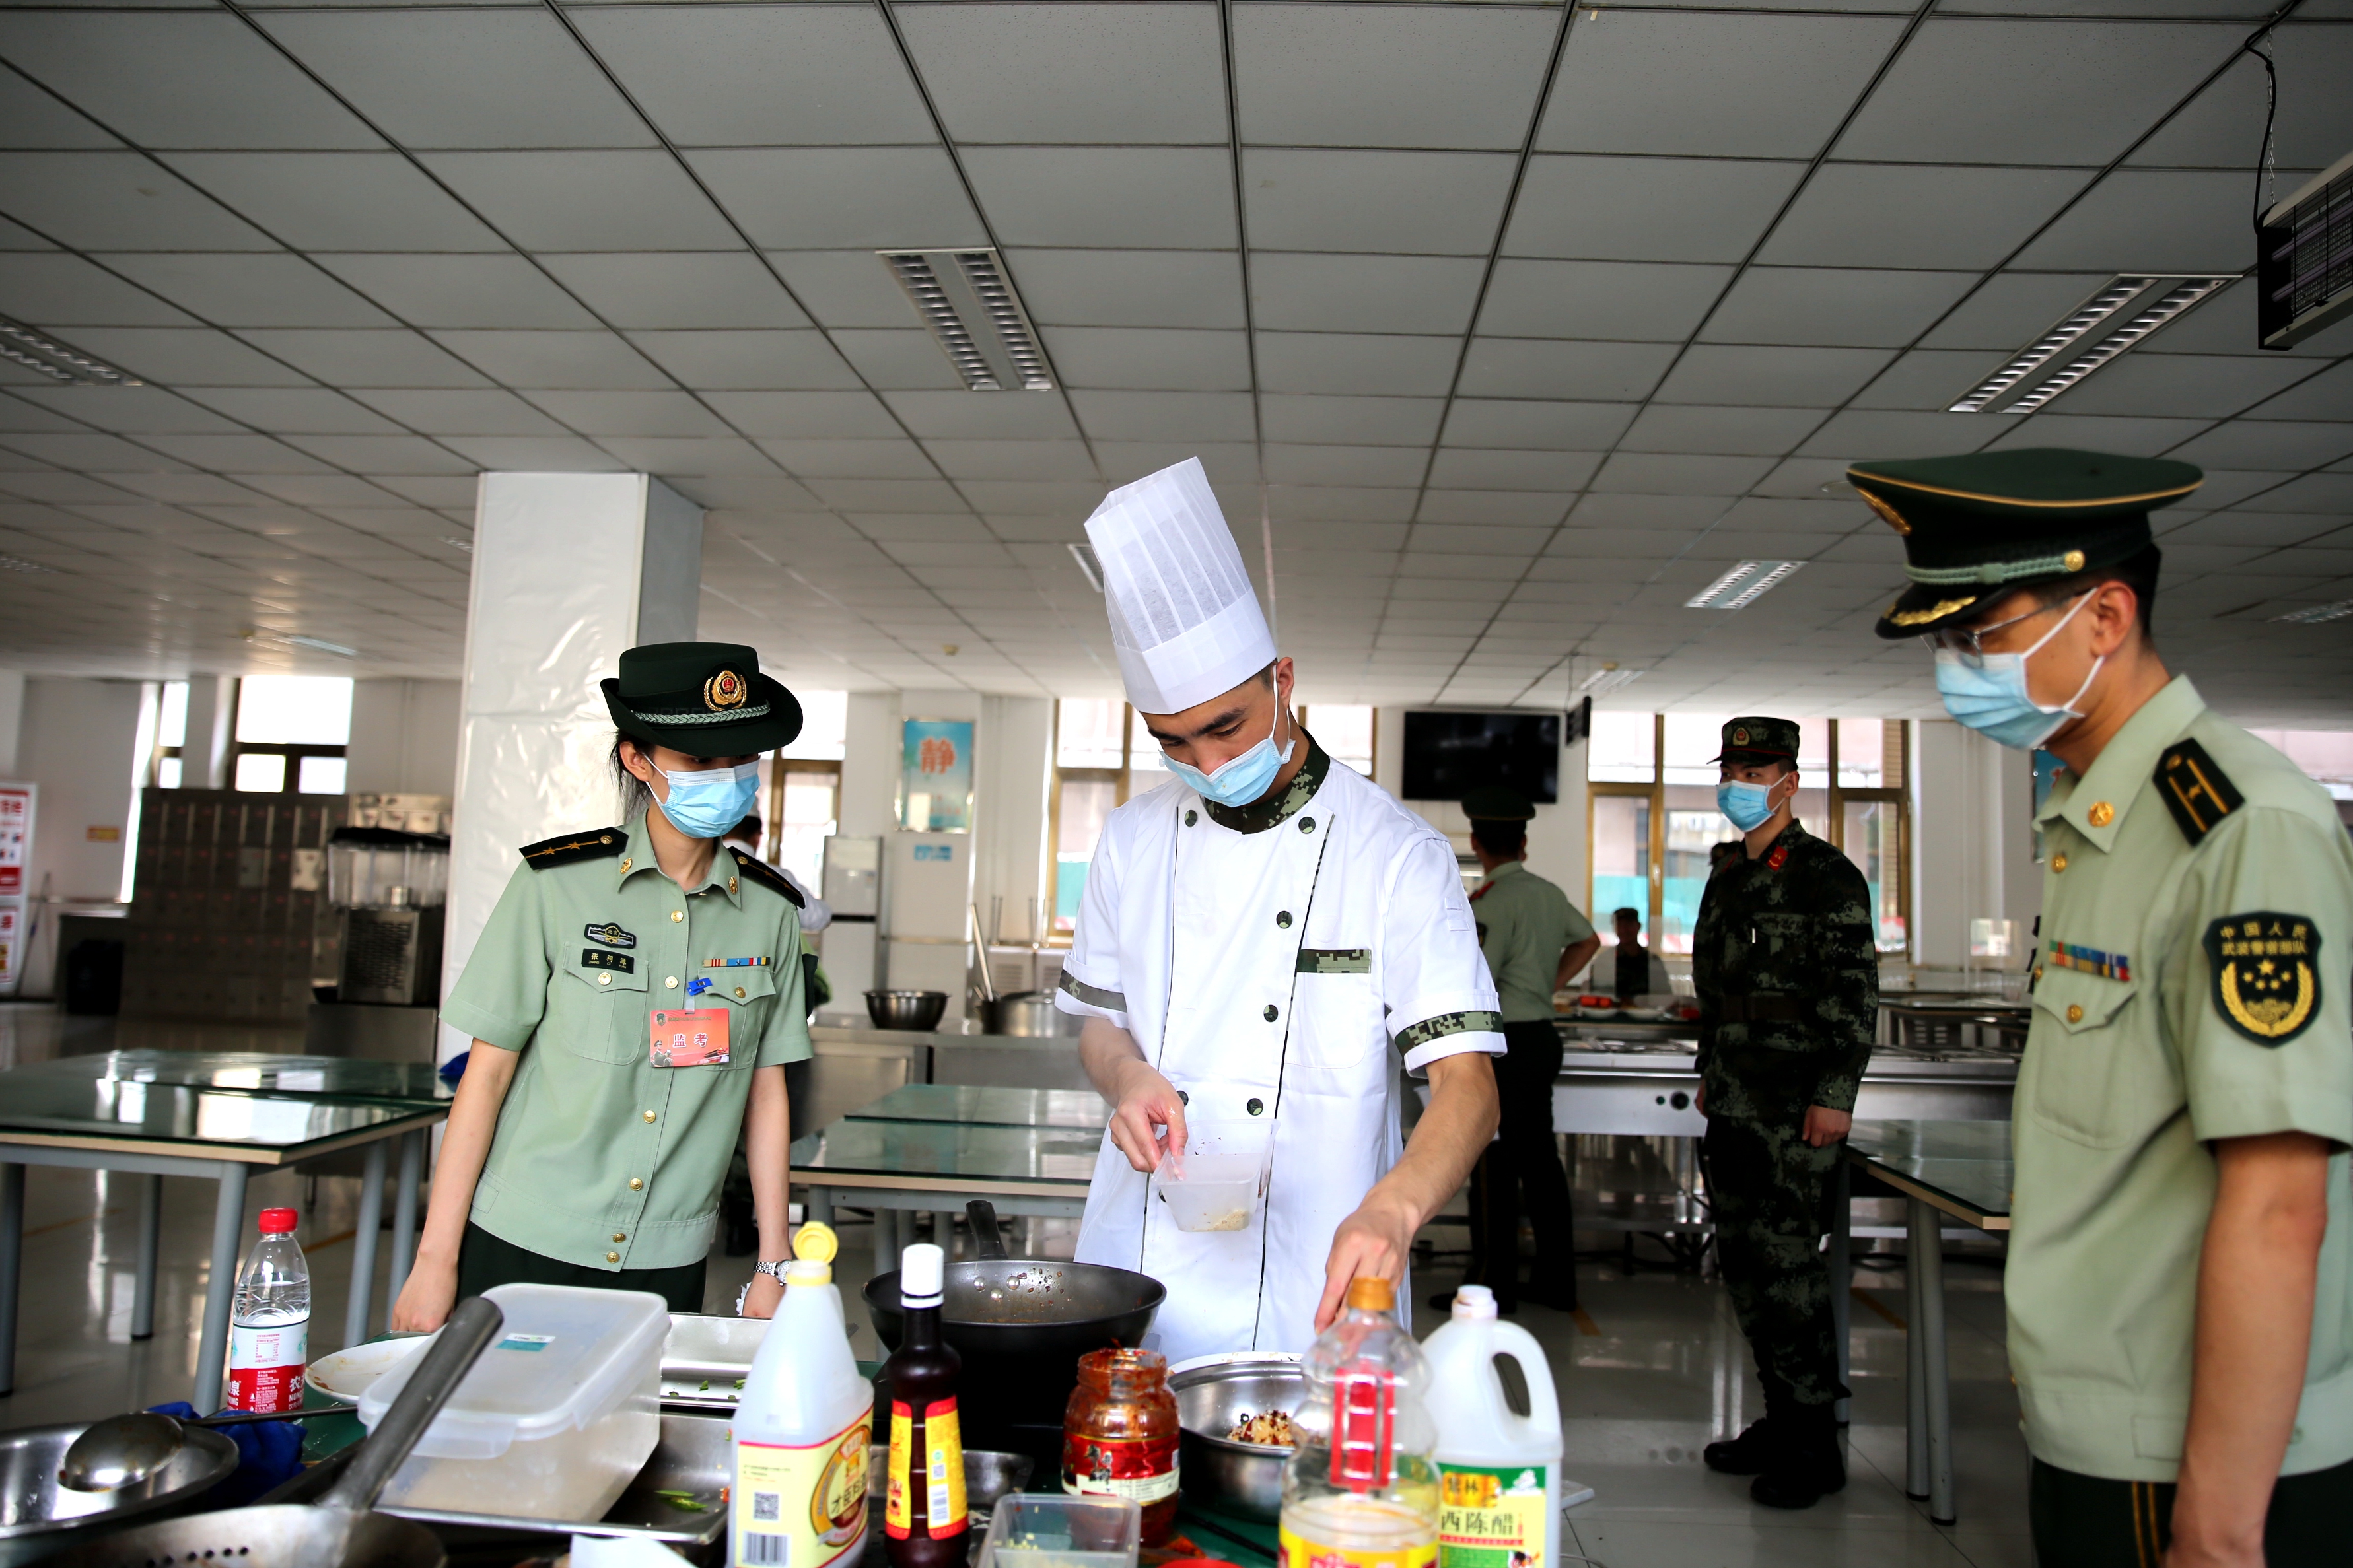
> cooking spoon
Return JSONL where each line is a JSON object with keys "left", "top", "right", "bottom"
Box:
{"left": 60, "top": 1402, "right": 358, "bottom": 1493}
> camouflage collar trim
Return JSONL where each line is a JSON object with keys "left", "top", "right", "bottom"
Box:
{"left": 1202, "top": 729, "right": 1331, "bottom": 834}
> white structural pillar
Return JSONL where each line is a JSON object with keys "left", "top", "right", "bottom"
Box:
{"left": 440, "top": 473, "right": 703, "bottom": 1062}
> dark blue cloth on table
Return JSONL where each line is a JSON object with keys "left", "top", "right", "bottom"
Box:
{"left": 149, "top": 1401, "right": 303, "bottom": 1506}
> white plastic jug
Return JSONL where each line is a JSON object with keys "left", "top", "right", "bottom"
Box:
{"left": 1421, "top": 1286, "right": 1567, "bottom": 1568}
{"left": 731, "top": 1223, "right": 874, "bottom": 1568}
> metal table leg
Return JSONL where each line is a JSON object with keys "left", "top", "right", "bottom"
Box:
{"left": 1905, "top": 1197, "right": 1928, "bottom": 1502}
{"left": 875, "top": 1207, "right": 905, "bottom": 1276}
{"left": 193, "top": 1162, "right": 249, "bottom": 1412}
{"left": 1829, "top": 1159, "right": 1851, "bottom": 1427}
{"left": 344, "top": 1142, "right": 386, "bottom": 1349}
{"left": 804, "top": 1185, "right": 835, "bottom": 1225}
{"left": 1912, "top": 1195, "right": 1956, "bottom": 1525}
{"left": 0, "top": 1163, "right": 22, "bottom": 1396}
{"left": 388, "top": 1130, "right": 423, "bottom": 1305}
{"left": 133, "top": 1173, "right": 163, "bottom": 1341}
{"left": 932, "top": 1211, "right": 956, "bottom": 1258}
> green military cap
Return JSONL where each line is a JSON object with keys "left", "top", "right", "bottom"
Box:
{"left": 1461, "top": 784, "right": 1535, "bottom": 822}
{"left": 1712, "top": 716, "right": 1800, "bottom": 767}
{"left": 601, "top": 641, "right": 802, "bottom": 757}
{"left": 1850, "top": 447, "right": 2202, "bottom": 639}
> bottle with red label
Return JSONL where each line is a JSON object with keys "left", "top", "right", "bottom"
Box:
{"left": 883, "top": 1243, "right": 966, "bottom": 1568}
{"left": 1278, "top": 1277, "right": 1441, "bottom": 1568}
{"left": 226, "top": 1207, "right": 309, "bottom": 1414}
{"left": 1063, "top": 1347, "right": 1179, "bottom": 1544}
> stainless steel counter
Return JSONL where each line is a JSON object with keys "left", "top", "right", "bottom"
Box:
{"left": 1553, "top": 1031, "right": 2017, "bottom": 1138}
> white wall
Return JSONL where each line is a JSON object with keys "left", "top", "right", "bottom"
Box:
{"left": 13, "top": 677, "right": 144, "bottom": 994}
{"left": 1909, "top": 719, "right": 2040, "bottom": 974}
{"left": 347, "top": 678, "right": 461, "bottom": 797}
{"left": 0, "top": 671, "right": 23, "bottom": 776}
{"left": 977, "top": 695, "right": 1052, "bottom": 945}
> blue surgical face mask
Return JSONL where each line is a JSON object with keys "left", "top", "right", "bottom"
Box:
{"left": 1166, "top": 703, "right": 1296, "bottom": 809}
{"left": 1932, "top": 592, "right": 2102, "bottom": 751}
{"left": 654, "top": 761, "right": 761, "bottom": 839}
{"left": 1717, "top": 777, "right": 1784, "bottom": 833}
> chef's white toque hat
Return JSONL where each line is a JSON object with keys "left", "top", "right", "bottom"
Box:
{"left": 1084, "top": 458, "right": 1276, "bottom": 715}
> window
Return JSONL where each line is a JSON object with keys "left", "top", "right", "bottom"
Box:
{"left": 232, "top": 676, "right": 353, "bottom": 795}
{"left": 1590, "top": 714, "right": 1910, "bottom": 957}
{"left": 781, "top": 690, "right": 849, "bottom": 762}
{"left": 1300, "top": 705, "right": 1374, "bottom": 776}
{"left": 767, "top": 761, "right": 839, "bottom": 892}
{"left": 155, "top": 680, "right": 188, "bottom": 788}
{"left": 1051, "top": 699, "right": 1130, "bottom": 938}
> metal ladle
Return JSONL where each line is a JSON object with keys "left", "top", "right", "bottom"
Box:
{"left": 61, "top": 1402, "right": 358, "bottom": 1493}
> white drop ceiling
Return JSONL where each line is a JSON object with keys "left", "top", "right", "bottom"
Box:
{"left": 0, "top": 2, "right": 2348, "bottom": 724}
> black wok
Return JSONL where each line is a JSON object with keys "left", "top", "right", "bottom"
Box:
{"left": 32, "top": 1297, "right": 503, "bottom": 1568}
{"left": 864, "top": 1201, "right": 1163, "bottom": 1427}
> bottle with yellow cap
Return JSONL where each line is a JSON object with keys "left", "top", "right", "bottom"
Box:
{"left": 1278, "top": 1276, "right": 1442, "bottom": 1568}
{"left": 730, "top": 1223, "right": 872, "bottom": 1568}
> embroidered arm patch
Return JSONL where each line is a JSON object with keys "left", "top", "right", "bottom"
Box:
{"left": 2203, "top": 912, "right": 2321, "bottom": 1046}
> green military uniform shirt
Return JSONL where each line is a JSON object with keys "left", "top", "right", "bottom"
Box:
{"left": 1471, "top": 859, "right": 1594, "bottom": 1023}
{"left": 1691, "top": 819, "right": 1879, "bottom": 1124}
{"left": 440, "top": 813, "right": 810, "bottom": 1273}
{"left": 2010, "top": 675, "right": 2353, "bottom": 1481}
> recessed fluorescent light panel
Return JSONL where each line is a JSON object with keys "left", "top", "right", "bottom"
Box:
{"left": 880, "top": 248, "right": 1055, "bottom": 392}
{"left": 1949, "top": 275, "right": 2235, "bottom": 414}
{"left": 1687, "top": 561, "right": 1805, "bottom": 610}
{"left": 0, "top": 318, "right": 141, "bottom": 386}
{"left": 2258, "top": 147, "right": 2353, "bottom": 349}
{"left": 0, "top": 552, "right": 56, "bottom": 573}
{"left": 2273, "top": 597, "right": 2353, "bottom": 625}
{"left": 1068, "top": 541, "right": 1104, "bottom": 592}
{"left": 1575, "top": 665, "right": 1646, "bottom": 696}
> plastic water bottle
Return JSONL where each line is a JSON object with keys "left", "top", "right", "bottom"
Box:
{"left": 226, "top": 1206, "right": 309, "bottom": 1414}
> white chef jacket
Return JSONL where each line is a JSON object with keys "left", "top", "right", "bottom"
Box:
{"left": 1055, "top": 740, "right": 1503, "bottom": 1365}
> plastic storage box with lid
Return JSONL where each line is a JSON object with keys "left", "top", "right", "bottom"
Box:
{"left": 355, "top": 1283, "right": 668, "bottom": 1520}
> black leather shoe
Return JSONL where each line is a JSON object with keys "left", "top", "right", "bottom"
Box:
{"left": 1702, "top": 1418, "right": 1776, "bottom": 1476}
{"left": 1748, "top": 1414, "right": 1846, "bottom": 1509}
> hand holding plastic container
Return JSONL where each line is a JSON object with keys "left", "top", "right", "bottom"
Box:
{"left": 227, "top": 1207, "right": 308, "bottom": 1414}
{"left": 732, "top": 1223, "right": 872, "bottom": 1568}
{"left": 1279, "top": 1276, "right": 1440, "bottom": 1568}
{"left": 1422, "top": 1286, "right": 1568, "bottom": 1568}
{"left": 1150, "top": 1117, "right": 1274, "bottom": 1233}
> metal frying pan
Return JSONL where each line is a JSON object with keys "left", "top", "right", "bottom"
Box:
{"left": 34, "top": 1297, "right": 504, "bottom": 1568}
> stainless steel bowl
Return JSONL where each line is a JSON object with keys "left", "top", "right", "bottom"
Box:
{"left": 987, "top": 992, "right": 1081, "bottom": 1038}
{"left": 865, "top": 989, "right": 949, "bottom": 1032}
{"left": 1170, "top": 1353, "right": 1302, "bottom": 1523}
{"left": 0, "top": 1421, "right": 238, "bottom": 1566}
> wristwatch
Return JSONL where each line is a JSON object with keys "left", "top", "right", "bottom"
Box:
{"left": 735, "top": 1260, "right": 791, "bottom": 1317}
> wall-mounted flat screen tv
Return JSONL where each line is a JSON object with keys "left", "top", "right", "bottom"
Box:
{"left": 1401, "top": 710, "right": 1562, "bottom": 804}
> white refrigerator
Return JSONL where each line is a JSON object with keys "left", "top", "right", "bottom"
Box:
{"left": 884, "top": 831, "right": 973, "bottom": 1024}
{"left": 816, "top": 835, "right": 880, "bottom": 1023}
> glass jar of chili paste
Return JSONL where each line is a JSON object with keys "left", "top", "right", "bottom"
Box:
{"left": 1063, "top": 1347, "right": 1180, "bottom": 1544}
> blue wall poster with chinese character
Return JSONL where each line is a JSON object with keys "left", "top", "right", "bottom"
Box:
{"left": 901, "top": 718, "right": 975, "bottom": 831}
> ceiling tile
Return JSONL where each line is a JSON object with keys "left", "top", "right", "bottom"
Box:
{"left": 70, "top": 327, "right": 314, "bottom": 387}
{"left": 1760, "top": 165, "right": 2087, "bottom": 269}
{"left": 1590, "top": 452, "right": 1778, "bottom": 495}
{"left": 2245, "top": 363, "right": 2353, "bottom": 422}
{"left": 623, "top": 329, "right": 861, "bottom": 391}
{"left": 1246, "top": 148, "right": 1514, "bottom": 256}
{"left": 1262, "top": 485, "right": 1415, "bottom": 522}
{"left": 1800, "top": 407, "right": 2025, "bottom": 458}
{"left": 2166, "top": 421, "right": 2353, "bottom": 471}
{"left": 5, "top": 385, "right": 246, "bottom": 435}
{"left": 2011, "top": 169, "right": 2265, "bottom": 275}
{"left": 881, "top": 390, "right": 1082, "bottom": 440}
{"left": 415, "top": 152, "right": 740, "bottom": 252}
{"left": 1975, "top": 411, "right": 2204, "bottom": 456}
{"left": 1455, "top": 339, "right": 1677, "bottom": 401}
{"left": 1700, "top": 268, "right": 1979, "bottom": 348}
{"left": 158, "top": 153, "right": 507, "bottom": 252}
{"left": 435, "top": 434, "right": 625, "bottom": 471}
{"left": 0, "top": 66, "right": 120, "bottom": 150}
{"left": 0, "top": 151, "right": 273, "bottom": 251}
{"left": 1917, "top": 272, "right": 2115, "bottom": 352}
{"left": 1414, "top": 490, "right": 1566, "bottom": 527}
{"left": 0, "top": 253, "right": 198, "bottom": 327}
{"left": 2126, "top": 23, "right": 2353, "bottom": 170}
{"left": 999, "top": 249, "right": 1245, "bottom": 331}
{"left": 2043, "top": 353, "right": 2320, "bottom": 419}
{"left": 805, "top": 477, "right": 967, "bottom": 512}
{"left": 1092, "top": 441, "right": 1257, "bottom": 485}
{"left": 1849, "top": 347, "right": 2028, "bottom": 413}
{"left": 98, "top": 253, "right": 396, "bottom": 329}
{"left": 1654, "top": 345, "right": 1895, "bottom": 407}
{"left": 1506, "top": 156, "right": 1804, "bottom": 263}
{"left": 827, "top": 328, "right": 966, "bottom": 390}
{"left": 898, "top": 3, "right": 1224, "bottom": 145}
{"left": 2142, "top": 275, "right": 2352, "bottom": 360}
{"left": 759, "top": 438, "right": 937, "bottom": 479}
{"left": 571, "top": 4, "right": 934, "bottom": 147}
{"left": 178, "top": 387, "right": 404, "bottom": 435}
{"left": 1250, "top": 253, "right": 1487, "bottom": 336}
{"left": 1264, "top": 444, "right": 1428, "bottom": 487}
{"left": 1619, "top": 403, "right": 1829, "bottom": 455}
{"left": 1539, "top": 12, "right": 1905, "bottom": 159}
{"left": 256, "top": 10, "right": 656, "bottom": 149}
{"left": 1259, "top": 393, "right": 1446, "bottom": 446}
{"left": 1477, "top": 258, "right": 1730, "bottom": 341}
{"left": 688, "top": 147, "right": 983, "bottom": 249}
{"left": 765, "top": 250, "right": 927, "bottom": 331}
{"left": 1233, "top": 3, "right": 1559, "bottom": 150}
{"left": 1067, "top": 388, "right": 1255, "bottom": 442}
{"left": 956, "top": 479, "right": 1106, "bottom": 515}
{"left": 425, "top": 329, "right": 672, "bottom": 389}
{"left": 1426, "top": 448, "right": 1602, "bottom": 490}
{"left": 140, "top": 432, "right": 333, "bottom": 473}
{"left": 702, "top": 389, "right": 909, "bottom": 440}
{"left": 1408, "top": 522, "right": 1555, "bottom": 554}
{"left": 0, "top": 12, "right": 382, "bottom": 151}
{"left": 280, "top": 433, "right": 472, "bottom": 475}
{"left": 1255, "top": 333, "right": 1459, "bottom": 397}
{"left": 598, "top": 436, "right": 779, "bottom": 475}
{"left": 1440, "top": 399, "right": 1638, "bottom": 451}
{"left": 1041, "top": 327, "right": 1251, "bottom": 392}
{"left": 534, "top": 253, "right": 810, "bottom": 331}
{"left": 345, "top": 388, "right": 570, "bottom": 436}
{"left": 522, "top": 390, "right": 732, "bottom": 438}
{"left": 961, "top": 146, "right": 1236, "bottom": 249}
{"left": 1835, "top": 18, "right": 2226, "bottom": 166}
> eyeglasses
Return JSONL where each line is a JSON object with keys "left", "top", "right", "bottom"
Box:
{"left": 1922, "top": 592, "right": 2088, "bottom": 662}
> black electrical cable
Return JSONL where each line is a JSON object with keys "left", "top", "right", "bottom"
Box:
{"left": 2238, "top": 0, "right": 2306, "bottom": 234}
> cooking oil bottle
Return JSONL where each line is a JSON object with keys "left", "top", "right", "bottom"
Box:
{"left": 1279, "top": 1276, "right": 1441, "bottom": 1568}
{"left": 731, "top": 1223, "right": 873, "bottom": 1568}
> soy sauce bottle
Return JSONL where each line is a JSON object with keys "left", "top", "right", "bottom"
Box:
{"left": 883, "top": 1243, "right": 967, "bottom": 1568}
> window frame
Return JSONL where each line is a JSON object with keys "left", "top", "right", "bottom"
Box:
{"left": 1045, "top": 699, "right": 1139, "bottom": 949}
{"left": 767, "top": 755, "right": 841, "bottom": 873}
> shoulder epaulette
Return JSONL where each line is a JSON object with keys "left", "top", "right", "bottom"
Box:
{"left": 731, "top": 850, "right": 806, "bottom": 908}
{"left": 2154, "top": 739, "right": 2243, "bottom": 846}
{"left": 1708, "top": 840, "right": 1743, "bottom": 873}
{"left": 518, "top": 828, "right": 627, "bottom": 869}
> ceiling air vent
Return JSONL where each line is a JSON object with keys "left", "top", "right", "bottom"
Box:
{"left": 2257, "top": 149, "right": 2353, "bottom": 350}
{"left": 1949, "top": 275, "right": 2234, "bottom": 413}
{"left": 0, "top": 318, "right": 141, "bottom": 386}
{"left": 880, "top": 249, "right": 1054, "bottom": 392}
{"left": 1687, "top": 561, "right": 1804, "bottom": 610}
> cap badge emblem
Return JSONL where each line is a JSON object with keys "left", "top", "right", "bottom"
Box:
{"left": 1858, "top": 489, "right": 1911, "bottom": 535}
{"left": 1732, "top": 727, "right": 1750, "bottom": 746}
{"left": 703, "top": 670, "right": 747, "bottom": 712}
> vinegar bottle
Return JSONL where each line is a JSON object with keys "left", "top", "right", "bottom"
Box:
{"left": 883, "top": 1243, "right": 967, "bottom": 1568}
{"left": 730, "top": 1223, "right": 874, "bottom": 1568}
{"left": 227, "top": 1207, "right": 309, "bottom": 1414}
{"left": 1423, "top": 1285, "right": 1565, "bottom": 1568}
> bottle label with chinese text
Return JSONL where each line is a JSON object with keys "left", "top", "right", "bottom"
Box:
{"left": 1063, "top": 1432, "right": 1179, "bottom": 1503}
{"left": 732, "top": 1411, "right": 870, "bottom": 1568}
{"left": 1280, "top": 1524, "right": 1439, "bottom": 1568}
{"left": 888, "top": 1398, "right": 969, "bottom": 1540}
{"left": 1437, "top": 1464, "right": 1547, "bottom": 1568}
{"left": 225, "top": 1317, "right": 307, "bottom": 1414}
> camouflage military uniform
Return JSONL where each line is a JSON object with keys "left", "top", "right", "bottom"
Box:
{"left": 1693, "top": 817, "right": 1878, "bottom": 1412}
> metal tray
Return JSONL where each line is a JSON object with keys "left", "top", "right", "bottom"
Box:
{"left": 660, "top": 1312, "right": 870, "bottom": 1410}
{"left": 377, "top": 1411, "right": 734, "bottom": 1551}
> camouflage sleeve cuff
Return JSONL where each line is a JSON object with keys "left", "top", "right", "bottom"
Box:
{"left": 1395, "top": 1011, "right": 1503, "bottom": 1052}
{"left": 1057, "top": 971, "right": 1128, "bottom": 1013}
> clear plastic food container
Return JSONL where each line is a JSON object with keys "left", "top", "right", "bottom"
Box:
{"left": 357, "top": 1283, "right": 668, "bottom": 1521}
{"left": 1151, "top": 1118, "right": 1274, "bottom": 1233}
{"left": 979, "top": 1493, "right": 1141, "bottom": 1568}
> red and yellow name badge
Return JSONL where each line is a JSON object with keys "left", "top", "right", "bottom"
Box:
{"left": 649, "top": 1007, "right": 730, "bottom": 1068}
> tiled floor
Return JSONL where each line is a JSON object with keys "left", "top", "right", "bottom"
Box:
{"left": 0, "top": 1002, "right": 2029, "bottom": 1565}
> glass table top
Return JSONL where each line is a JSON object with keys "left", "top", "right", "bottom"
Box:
{"left": 0, "top": 1074, "right": 444, "bottom": 1155}
{"left": 15, "top": 1050, "right": 450, "bottom": 1105}
{"left": 1847, "top": 1118, "right": 2013, "bottom": 1227}
{"left": 843, "top": 1084, "right": 1106, "bottom": 1130}
{"left": 792, "top": 1117, "right": 1102, "bottom": 1188}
